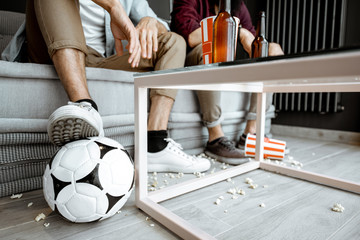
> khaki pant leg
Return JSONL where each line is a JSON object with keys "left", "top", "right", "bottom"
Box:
{"left": 246, "top": 93, "right": 274, "bottom": 120}
{"left": 26, "top": 0, "right": 87, "bottom": 63}
{"left": 95, "top": 32, "right": 186, "bottom": 101}
{"left": 186, "top": 44, "right": 223, "bottom": 127}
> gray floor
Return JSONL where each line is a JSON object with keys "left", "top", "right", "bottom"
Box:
{"left": 1, "top": 135, "right": 360, "bottom": 240}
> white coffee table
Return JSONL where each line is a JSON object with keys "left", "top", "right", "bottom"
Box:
{"left": 134, "top": 48, "right": 360, "bottom": 239}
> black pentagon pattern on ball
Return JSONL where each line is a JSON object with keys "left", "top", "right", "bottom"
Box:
{"left": 48, "top": 150, "right": 72, "bottom": 200}
{"left": 95, "top": 140, "right": 117, "bottom": 159}
{"left": 77, "top": 164, "right": 103, "bottom": 190}
{"left": 75, "top": 141, "right": 117, "bottom": 191}
{"left": 105, "top": 193, "right": 125, "bottom": 214}
{"left": 52, "top": 173, "right": 71, "bottom": 200}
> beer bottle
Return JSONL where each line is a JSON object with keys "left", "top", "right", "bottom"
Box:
{"left": 212, "top": 0, "right": 236, "bottom": 63}
{"left": 251, "top": 11, "right": 268, "bottom": 58}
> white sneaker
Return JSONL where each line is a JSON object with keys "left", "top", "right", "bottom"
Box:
{"left": 147, "top": 138, "right": 211, "bottom": 173}
{"left": 47, "top": 101, "right": 104, "bottom": 147}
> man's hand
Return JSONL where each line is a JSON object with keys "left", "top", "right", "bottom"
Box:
{"left": 109, "top": 6, "right": 141, "bottom": 67}
{"left": 239, "top": 28, "right": 255, "bottom": 56}
{"left": 239, "top": 28, "right": 284, "bottom": 57}
{"left": 136, "top": 17, "right": 167, "bottom": 59}
{"left": 93, "top": 0, "right": 141, "bottom": 67}
{"left": 269, "top": 43, "right": 284, "bottom": 56}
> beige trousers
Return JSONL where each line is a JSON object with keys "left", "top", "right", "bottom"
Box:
{"left": 25, "top": 0, "right": 223, "bottom": 126}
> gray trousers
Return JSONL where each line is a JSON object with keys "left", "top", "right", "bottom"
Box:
{"left": 187, "top": 44, "right": 273, "bottom": 123}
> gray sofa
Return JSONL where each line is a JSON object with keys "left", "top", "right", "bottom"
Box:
{"left": 0, "top": 10, "right": 274, "bottom": 197}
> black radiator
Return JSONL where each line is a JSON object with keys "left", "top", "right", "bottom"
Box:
{"left": 266, "top": 0, "right": 347, "bottom": 113}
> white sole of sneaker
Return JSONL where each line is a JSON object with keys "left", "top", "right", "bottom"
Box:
{"left": 47, "top": 106, "right": 101, "bottom": 147}
{"left": 147, "top": 163, "right": 209, "bottom": 174}
{"left": 204, "top": 150, "right": 249, "bottom": 165}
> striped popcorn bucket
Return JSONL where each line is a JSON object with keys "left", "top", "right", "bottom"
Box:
{"left": 200, "top": 16, "right": 216, "bottom": 64}
{"left": 200, "top": 16, "right": 240, "bottom": 64}
{"left": 244, "top": 134, "right": 286, "bottom": 160}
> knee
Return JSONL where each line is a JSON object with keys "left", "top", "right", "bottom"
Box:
{"left": 161, "top": 32, "right": 187, "bottom": 54}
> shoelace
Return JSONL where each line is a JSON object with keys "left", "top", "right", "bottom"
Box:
{"left": 164, "top": 138, "right": 196, "bottom": 161}
{"left": 218, "top": 138, "right": 236, "bottom": 151}
{"left": 68, "top": 101, "right": 93, "bottom": 111}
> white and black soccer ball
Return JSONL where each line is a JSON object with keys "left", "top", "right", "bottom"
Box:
{"left": 43, "top": 137, "right": 134, "bottom": 223}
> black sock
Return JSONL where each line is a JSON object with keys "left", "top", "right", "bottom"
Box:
{"left": 148, "top": 130, "right": 168, "bottom": 153}
{"left": 76, "top": 99, "right": 98, "bottom": 111}
{"left": 208, "top": 137, "right": 222, "bottom": 145}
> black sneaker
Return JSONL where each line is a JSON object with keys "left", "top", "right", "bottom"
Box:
{"left": 237, "top": 134, "right": 247, "bottom": 150}
{"left": 205, "top": 137, "right": 249, "bottom": 165}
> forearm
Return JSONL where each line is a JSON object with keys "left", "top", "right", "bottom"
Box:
{"left": 188, "top": 27, "right": 202, "bottom": 48}
{"left": 92, "top": 0, "right": 121, "bottom": 13}
{"left": 239, "top": 27, "right": 255, "bottom": 56}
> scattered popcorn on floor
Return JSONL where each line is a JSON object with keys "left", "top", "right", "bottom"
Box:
{"left": 249, "top": 183, "right": 258, "bottom": 189}
{"left": 226, "top": 178, "right": 232, "bottom": 182}
{"left": 149, "top": 223, "right": 155, "bottom": 227}
{"left": 43, "top": 222, "right": 50, "bottom": 228}
{"left": 149, "top": 187, "right": 156, "bottom": 191}
{"left": 245, "top": 178, "right": 253, "bottom": 184}
{"left": 215, "top": 198, "right": 222, "bottom": 205}
{"left": 237, "top": 189, "right": 245, "bottom": 195}
{"left": 224, "top": 210, "right": 228, "bottom": 213}
{"left": 152, "top": 172, "right": 157, "bottom": 176}
{"left": 35, "top": 213, "right": 46, "bottom": 222}
{"left": 117, "top": 210, "right": 122, "bottom": 214}
{"left": 218, "top": 196, "right": 224, "bottom": 200}
{"left": 177, "top": 172, "right": 184, "bottom": 178}
{"left": 259, "top": 203, "right": 266, "bottom": 208}
{"left": 10, "top": 193, "right": 23, "bottom": 199}
{"left": 227, "top": 188, "right": 236, "bottom": 195}
{"left": 194, "top": 172, "right": 205, "bottom": 178}
{"left": 231, "top": 195, "right": 238, "bottom": 200}
{"left": 289, "top": 159, "right": 303, "bottom": 168}
{"left": 145, "top": 217, "right": 150, "bottom": 221}
{"left": 331, "top": 203, "right": 345, "bottom": 212}
{"left": 27, "top": 202, "right": 33, "bottom": 207}
{"left": 221, "top": 163, "right": 227, "bottom": 170}
{"left": 210, "top": 168, "right": 216, "bottom": 174}
{"left": 150, "top": 181, "right": 158, "bottom": 188}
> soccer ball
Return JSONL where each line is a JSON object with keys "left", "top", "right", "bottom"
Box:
{"left": 43, "top": 137, "right": 134, "bottom": 223}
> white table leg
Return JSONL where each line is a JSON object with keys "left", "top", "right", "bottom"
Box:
{"left": 135, "top": 86, "right": 148, "bottom": 203}
{"left": 255, "top": 92, "right": 266, "bottom": 161}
